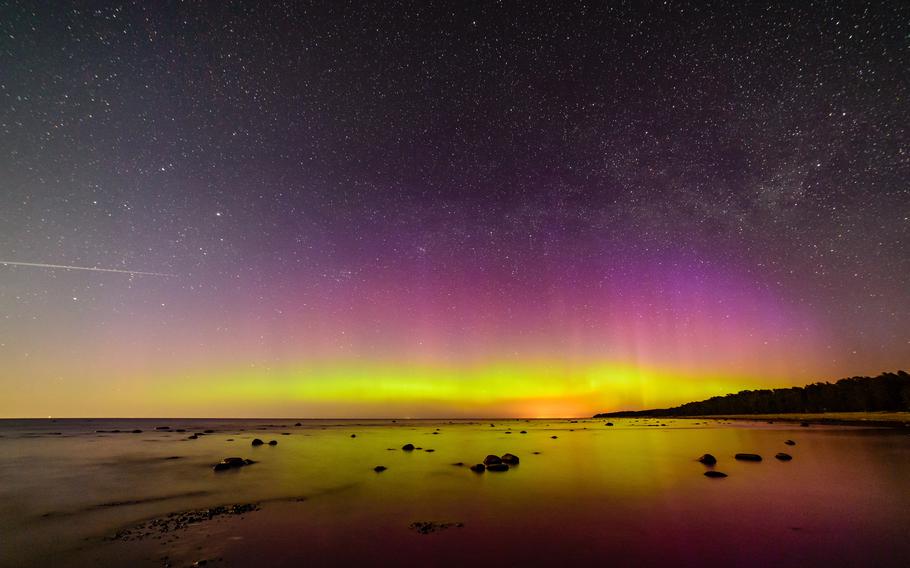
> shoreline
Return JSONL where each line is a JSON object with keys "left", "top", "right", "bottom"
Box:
{"left": 622, "top": 412, "right": 910, "bottom": 429}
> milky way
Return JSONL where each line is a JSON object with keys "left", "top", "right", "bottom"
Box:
{"left": 0, "top": 2, "right": 907, "bottom": 417}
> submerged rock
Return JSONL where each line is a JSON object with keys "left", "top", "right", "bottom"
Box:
{"left": 469, "top": 463, "right": 485, "bottom": 473}
{"left": 697, "top": 453, "right": 717, "bottom": 465}
{"left": 501, "top": 453, "right": 519, "bottom": 465}
{"left": 213, "top": 457, "right": 255, "bottom": 471}
{"left": 785, "top": 440, "right": 796, "bottom": 446}
{"left": 775, "top": 452, "right": 793, "bottom": 461}
{"left": 704, "top": 471, "right": 728, "bottom": 478}
{"left": 486, "top": 463, "right": 509, "bottom": 472}
{"left": 402, "top": 443, "right": 415, "bottom": 451}
{"left": 483, "top": 455, "right": 502, "bottom": 466}
{"left": 251, "top": 438, "right": 264, "bottom": 446}
{"left": 409, "top": 521, "right": 464, "bottom": 535}
{"left": 734, "top": 453, "right": 762, "bottom": 462}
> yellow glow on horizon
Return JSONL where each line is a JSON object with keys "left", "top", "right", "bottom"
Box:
{"left": 138, "top": 359, "right": 770, "bottom": 418}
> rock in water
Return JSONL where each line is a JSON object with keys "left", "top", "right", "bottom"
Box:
{"left": 775, "top": 452, "right": 793, "bottom": 461}
{"left": 483, "top": 455, "right": 502, "bottom": 466}
{"left": 402, "top": 443, "right": 415, "bottom": 451}
{"left": 251, "top": 438, "right": 264, "bottom": 446}
{"left": 697, "top": 453, "right": 717, "bottom": 465}
{"left": 374, "top": 465, "right": 387, "bottom": 472}
{"left": 551, "top": 435, "right": 558, "bottom": 439}
{"left": 268, "top": 440, "right": 278, "bottom": 446}
{"left": 704, "top": 471, "right": 728, "bottom": 478}
{"left": 486, "top": 463, "right": 509, "bottom": 472}
{"left": 606, "top": 422, "right": 614, "bottom": 426}
{"left": 785, "top": 440, "right": 796, "bottom": 446}
{"left": 469, "top": 464, "right": 485, "bottom": 473}
{"left": 350, "top": 434, "right": 356, "bottom": 438}
{"left": 734, "top": 453, "right": 762, "bottom": 462}
{"left": 501, "top": 453, "right": 519, "bottom": 465}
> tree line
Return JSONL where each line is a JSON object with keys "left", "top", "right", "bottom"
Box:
{"left": 594, "top": 370, "right": 910, "bottom": 417}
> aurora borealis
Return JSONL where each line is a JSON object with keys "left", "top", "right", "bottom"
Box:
{"left": 0, "top": 2, "right": 907, "bottom": 418}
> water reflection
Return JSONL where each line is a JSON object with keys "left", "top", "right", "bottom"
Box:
{"left": 1, "top": 419, "right": 908, "bottom": 566}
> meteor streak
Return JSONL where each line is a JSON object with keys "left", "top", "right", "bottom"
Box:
{"left": 0, "top": 261, "right": 176, "bottom": 277}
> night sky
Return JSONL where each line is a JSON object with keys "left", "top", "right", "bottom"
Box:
{"left": 1, "top": 1, "right": 907, "bottom": 418}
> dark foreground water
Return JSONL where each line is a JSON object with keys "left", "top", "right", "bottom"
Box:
{"left": 1, "top": 418, "right": 909, "bottom": 567}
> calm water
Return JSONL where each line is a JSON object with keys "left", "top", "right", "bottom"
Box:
{"left": 1, "top": 418, "right": 909, "bottom": 567}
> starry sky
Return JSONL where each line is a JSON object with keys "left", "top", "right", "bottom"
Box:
{"left": 0, "top": 1, "right": 907, "bottom": 418}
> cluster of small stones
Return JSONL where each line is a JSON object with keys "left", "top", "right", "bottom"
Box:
{"left": 699, "top": 440, "right": 796, "bottom": 478}
{"left": 110, "top": 504, "right": 259, "bottom": 542}
{"left": 469, "top": 453, "right": 519, "bottom": 473}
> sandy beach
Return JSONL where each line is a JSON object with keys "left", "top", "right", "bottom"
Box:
{"left": 3, "top": 418, "right": 910, "bottom": 567}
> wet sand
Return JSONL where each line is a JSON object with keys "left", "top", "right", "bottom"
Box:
{"left": 2, "top": 418, "right": 910, "bottom": 567}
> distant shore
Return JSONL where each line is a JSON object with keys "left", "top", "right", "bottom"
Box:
{"left": 633, "top": 412, "right": 910, "bottom": 428}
